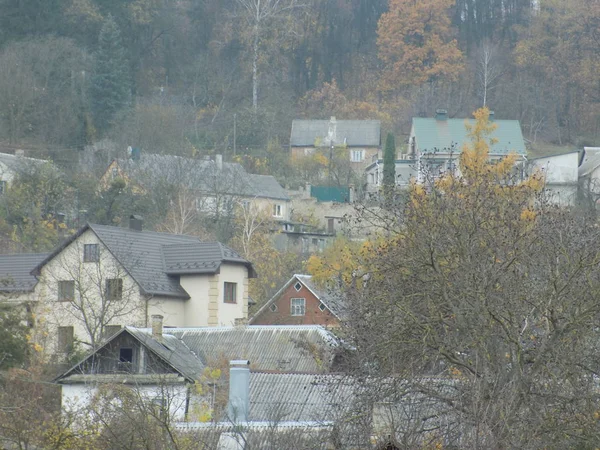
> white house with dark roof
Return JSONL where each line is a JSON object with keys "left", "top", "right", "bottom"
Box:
{"left": 290, "top": 117, "right": 381, "bottom": 171}
{"left": 0, "top": 218, "right": 256, "bottom": 359}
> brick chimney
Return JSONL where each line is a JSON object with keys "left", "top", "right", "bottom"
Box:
{"left": 129, "top": 215, "right": 143, "bottom": 231}
{"left": 151, "top": 314, "right": 163, "bottom": 341}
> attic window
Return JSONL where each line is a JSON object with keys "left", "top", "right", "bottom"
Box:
{"left": 318, "top": 302, "right": 327, "bottom": 312}
{"left": 83, "top": 244, "right": 99, "bottom": 262}
{"left": 119, "top": 348, "right": 133, "bottom": 364}
{"left": 269, "top": 304, "right": 277, "bottom": 312}
{"left": 294, "top": 282, "right": 302, "bottom": 292}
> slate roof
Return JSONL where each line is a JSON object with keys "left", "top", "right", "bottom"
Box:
{"left": 250, "top": 274, "right": 347, "bottom": 324}
{"left": 163, "top": 242, "right": 256, "bottom": 277}
{"left": 32, "top": 223, "right": 255, "bottom": 298}
{"left": 169, "top": 325, "right": 337, "bottom": 373}
{"left": 0, "top": 253, "right": 48, "bottom": 292}
{"left": 412, "top": 117, "right": 527, "bottom": 155}
{"left": 114, "top": 154, "right": 289, "bottom": 201}
{"left": 290, "top": 120, "right": 381, "bottom": 147}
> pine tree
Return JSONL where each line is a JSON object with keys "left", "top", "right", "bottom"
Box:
{"left": 383, "top": 132, "right": 396, "bottom": 203}
{"left": 90, "top": 14, "right": 130, "bottom": 133}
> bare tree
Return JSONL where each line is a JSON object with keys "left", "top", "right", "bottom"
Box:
{"left": 475, "top": 41, "right": 504, "bottom": 107}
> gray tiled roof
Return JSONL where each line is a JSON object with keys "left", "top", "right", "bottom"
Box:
{"left": 162, "top": 242, "right": 255, "bottom": 277}
{"left": 290, "top": 120, "right": 381, "bottom": 147}
{"left": 169, "top": 325, "right": 337, "bottom": 373}
{"left": 116, "top": 155, "right": 289, "bottom": 201}
{"left": 0, "top": 253, "right": 48, "bottom": 292}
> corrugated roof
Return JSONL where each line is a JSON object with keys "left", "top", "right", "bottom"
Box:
{"left": 0, "top": 253, "right": 48, "bottom": 292}
{"left": 290, "top": 120, "right": 381, "bottom": 147}
{"left": 162, "top": 242, "right": 255, "bottom": 277}
{"left": 169, "top": 325, "right": 337, "bottom": 373}
{"left": 116, "top": 155, "right": 289, "bottom": 201}
{"left": 412, "top": 117, "right": 527, "bottom": 155}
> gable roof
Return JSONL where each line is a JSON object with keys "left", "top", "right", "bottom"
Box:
{"left": 250, "top": 274, "right": 347, "bottom": 324}
{"left": 412, "top": 117, "right": 527, "bottom": 155}
{"left": 55, "top": 327, "right": 205, "bottom": 383}
{"left": 111, "top": 155, "right": 289, "bottom": 201}
{"left": 32, "top": 223, "right": 255, "bottom": 298}
{"left": 169, "top": 325, "right": 337, "bottom": 373}
{"left": 0, "top": 253, "right": 49, "bottom": 292}
{"left": 290, "top": 120, "right": 381, "bottom": 147}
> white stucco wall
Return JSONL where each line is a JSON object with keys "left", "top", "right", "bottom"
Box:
{"left": 531, "top": 152, "right": 579, "bottom": 185}
{"left": 147, "top": 296, "right": 187, "bottom": 327}
{"left": 180, "top": 274, "right": 212, "bottom": 326}
{"left": 61, "top": 382, "right": 189, "bottom": 421}
{"left": 215, "top": 264, "right": 249, "bottom": 326}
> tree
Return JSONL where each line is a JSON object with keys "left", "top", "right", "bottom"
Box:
{"left": 336, "top": 108, "right": 600, "bottom": 446}
{"left": 475, "top": 41, "right": 504, "bottom": 107}
{"left": 377, "top": 0, "right": 464, "bottom": 90}
{"left": 0, "top": 306, "right": 29, "bottom": 370}
{"left": 91, "top": 14, "right": 131, "bottom": 133}
{"left": 382, "top": 132, "right": 396, "bottom": 203}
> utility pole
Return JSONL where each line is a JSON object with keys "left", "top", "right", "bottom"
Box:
{"left": 233, "top": 113, "right": 237, "bottom": 156}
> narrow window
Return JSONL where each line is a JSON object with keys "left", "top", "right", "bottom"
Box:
{"left": 105, "top": 279, "right": 123, "bottom": 301}
{"left": 83, "top": 244, "right": 99, "bottom": 262}
{"left": 290, "top": 298, "right": 306, "bottom": 316}
{"left": 224, "top": 282, "right": 237, "bottom": 303}
{"left": 272, "top": 204, "right": 282, "bottom": 217}
{"left": 57, "top": 326, "right": 74, "bottom": 353}
{"left": 58, "top": 280, "right": 75, "bottom": 302}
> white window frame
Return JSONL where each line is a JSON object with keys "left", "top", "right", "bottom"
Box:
{"left": 83, "top": 244, "right": 99, "bottom": 263}
{"left": 290, "top": 298, "right": 306, "bottom": 316}
{"left": 273, "top": 204, "right": 283, "bottom": 218}
{"left": 350, "top": 149, "right": 365, "bottom": 162}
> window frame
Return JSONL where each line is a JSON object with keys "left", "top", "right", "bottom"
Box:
{"left": 83, "top": 244, "right": 100, "bottom": 263}
{"left": 57, "top": 280, "right": 75, "bottom": 302}
{"left": 272, "top": 203, "right": 283, "bottom": 217}
{"left": 290, "top": 298, "right": 306, "bottom": 316}
{"left": 350, "top": 149, "right": 365, "bottom": 162}
{"left": 105, "top": 278, "right": 123, "bottom": 301}
{"left": 269, "top": 304, "right": 278, "bottom": 312}
{"left": 224, "top": 282, "right": 237, "bottom": 304}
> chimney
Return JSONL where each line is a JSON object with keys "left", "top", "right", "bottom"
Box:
{"left": 435, "top": 109, "right": 448, "bottom": 121}
{"left": 327, "top": 116, "right": 337, "bottom": 146}
{"left": 151, "top": 314, "right": 163, "bottom": 340}
{"left": 227, "top": 360, "right": 250, "bottom": 423}
{"left": 215, "top": 154, "right": 223, "bottom": 170}
{"left": 129, "top": 214, "right": 143, "bottom": 231}
{"left": 489, "top": 111, "right": 495, "bottom": 121}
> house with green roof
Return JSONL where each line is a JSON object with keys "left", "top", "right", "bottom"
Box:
{"left": 408, "top": 110, "right": 527, "bottom": 181}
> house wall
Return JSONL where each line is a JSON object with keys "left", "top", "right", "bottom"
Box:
{"left": 180, "top": 274, "right": 213, "bottom": 326}
{"left": 216, "top": 264, "right": 249, "bottom": 326}
{"left": 291, "top": 146, "right": 380, "bottom": 173}
{"left": 148, "top": 295, "right": 187, "bottom": 327}
{"left": 35, "top": 229, "right": 146, "bottom": 356}
{"left": 0, "top": 160, "right": 15, "bottom": 185}
{"left": 252, "top": 197, "right": 290, "bottom": 221}
{"left": 61, "top": 382, "right": 189, "bottom": 421}
{"left": 251, "top": 280, "right": 338, "bottom": 326}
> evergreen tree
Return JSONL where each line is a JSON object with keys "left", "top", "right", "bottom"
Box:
{"left": 90, "top": 14, "right": 130, "bottom": 134}
{"left": 383, "top": 132, "right": 396, "bottom": 203}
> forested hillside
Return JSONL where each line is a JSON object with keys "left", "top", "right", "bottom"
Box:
{"left": 0, "top": 0, "right": 597, "bottom": 160}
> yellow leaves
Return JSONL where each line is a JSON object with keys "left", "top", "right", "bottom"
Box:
{"left": 520, "top": 208, "right": 537, "bottom": 222}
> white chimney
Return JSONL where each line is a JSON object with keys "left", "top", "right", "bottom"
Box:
{"left": 151, "top": 315, "right": 163, "bottom": 340}
{"left": 215, "top": 154, "right": 223, "bottom": 170}
{"left": 227, "top": 360, "right": 250, "bottom": 423}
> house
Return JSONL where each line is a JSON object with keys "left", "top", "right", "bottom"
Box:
{"left": 100, "top": 153, "right": 291, "bottom": 222}
{"left": 55, "top": 322, "right": 340, "bottom": 421}
{"left": 527, "top": 151, "right": 580, "bottom": 206}
{"left": 364, "top": 158, "right": 417, "bottom": 196}
{"left": 0, "top": 218, "right": 256, "bottom": 358}
{"left": 408, "top": 110, "right": 527, "bottom": 181}
{"left": 0, "top": 150, "right": 53, "bottom": 195}
{"left": 250, "top": 274, "right": 345, "bottom": 327}
{"left": 290, "top": 117, "right": 381, "bottom": 171}
{"left": 577, "top": 147, "right": 600, "bottom": 205}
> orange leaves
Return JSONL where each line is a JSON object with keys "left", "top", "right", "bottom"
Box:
{"left": 377, "top": 0, "right": 464, "bottom": 90}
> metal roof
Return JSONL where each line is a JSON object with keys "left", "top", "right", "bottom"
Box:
{"left": 115, "top": 155, "right": 289, "bottom": 201}
{"left": 290, "top": 120, "right": 381, "bottom": 147}
{"left": 32, "top": 223, "right": 255, "bottom": 298}
{"left": 169, "top": 325, "right": 337, "bottom": 373}
{"left": 412, "top": 117, "right": 527, "bottom": 155}
{"left": 0, "top": 253, "right": 48, "bottom": 292}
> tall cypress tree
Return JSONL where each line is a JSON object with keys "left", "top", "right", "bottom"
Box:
{"left": 383, "top": 132, "right": 396, "bottom": 203}
{"left": 91, "top": 14, "right": 130, "bottom": 134}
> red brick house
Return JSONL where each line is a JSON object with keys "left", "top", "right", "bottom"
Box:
{"left": 249, "top": 275, "right": 344, "bottom": 327}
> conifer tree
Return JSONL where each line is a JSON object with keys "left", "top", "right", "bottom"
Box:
{"left": 383, "top": 132, "right": 396, "bottom": 203}
{"left": 90, "top": 14, "right": 130, "bottom": 133}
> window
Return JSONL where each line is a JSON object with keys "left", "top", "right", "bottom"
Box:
{"left": 350, "top": 150, "right": 365, "bottom": 162}
{"left": 105, "top": 279, "right": 123, "bottom": 301}
{"left": 294, "top": 282, "right": 302, "bottom": 292}
{"left": 119, "top": 348, "right": 133, "bottom": 364}
{"left": 83, "top": 244, "right": 99, "bottom": 262}
{"left": 318, "top": 302, "right": 327, "bottom": 312}
{"left": 58, "top": 280, "right": 75, "bottom": 302}
{"left": 273, "top": 204, "right": 282, "bottom": 217}
{"left": 0, "top": 180, "right": 6, "bottom": 195}
{"left": 224, "top": 282, "right": 237, "bottom": 303}
{"left": 269, "top": 304, "right": 278, "bottom": 312}
{"left": 290, "top": 298, "right": 306, "bottom": 316}
{"left": 57, "top": 326, "right": 74, "bottom": 353}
